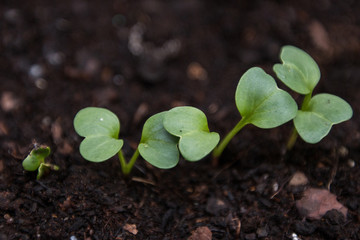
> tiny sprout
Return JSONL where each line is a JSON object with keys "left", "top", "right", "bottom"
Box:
{"left": 212, "top": 67, "right": 298, "bottom": 161}
{"left": 273, "top": 45, "right": 353, "bottom": 148}
{"left": 22, "top": 145, "right": 59, "bottom": 180}
{"left": 74, "top": 106, "right": 219, "bottom": 176}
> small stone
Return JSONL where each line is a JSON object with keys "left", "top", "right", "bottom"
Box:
{"left": 208, "top": 103, "right": 219, "bottom": 114}
{"left": 347, "top": 159, "right": 355, "bottom": 168}
{"left": 308, "top": 20, "right": 331, "bottom": 52}
{"left": 206, "top": 197, "right": 228, "bottom": 215}
{"left": 188, "top": 226, "right": 212, "bottom": 240}
{"left": 1, "top": 92, "right": 20, "bottom": 112}
{"left": 291, "top": 232, "right": 301, "bottom": 240}
{"left": 29, "top": 64, "right": 45, "bottom": 79}
{"left": 338, "top": 146, "right": 348, "bottom": 157}
{"left": 296, "top": 188, "right": 348, "bottom": 220}
{"left": 41, "top": 116, "right": 52, "bottom": 128}
{"left": 289, "top": 171, "right": 308, "bottom": 187}
{"left": 128, "top": 23, "right": 146, "bottom": 56}
{"left": 35, "top": 78, "right": 47, "bottom": 89}
{"left": 4, "top": 213, "right": 14, "bottom": 224}
{"left": 51, "top": 120, "right": 63, "bottom": 143}
{"left": 123, "top": 223, "right": 138, "bottom": 235}
{"left": 272, "top": 182, "right": 279, "bottom": 192}
{"left": 84, "top": 57, "right": 100, "bottom": 76}
{"left": 46, "top": 51, "right": 64, "bottom": 66}
{"left": 60, "top": 196, "right": 72, "bottom": 210}
{"left": 187, "top": 62, "right": 208, "bottom": 81}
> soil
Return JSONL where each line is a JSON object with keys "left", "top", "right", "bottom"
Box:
{"left": 1, "top": 0, "right": 360, "bottom": 239}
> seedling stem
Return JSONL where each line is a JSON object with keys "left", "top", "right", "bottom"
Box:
{"left": 212, "top": 118, "right": 247, "bottom": 159}
{"left": 301, "top": 92, "right": 313, "bottom": 110}
{"left": 286, "top": 91, "right": 312, "bottom": 150}
{"left": 118, "top": 148, "right": 140, "bottom": 176}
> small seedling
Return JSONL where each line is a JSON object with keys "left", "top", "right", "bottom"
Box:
{"left": 73, "top": 106, "right": 219, "bottom": 176}
{"left": 73, "top": 46, "right": 353, "bottom": 172}
{"left": 273, "top": 45, "right": 353, "bottom": 149}
{"left": 212, "top": 67, "right": 298, "bottom": 161}
{"left": 22, "top": 145, "right": 59, "bottom": 180}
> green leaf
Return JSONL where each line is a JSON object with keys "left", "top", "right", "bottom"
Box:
{"left": 294, "top": 94, "right": 353, "bottom": 143}
{"left": 273, "top": 45, "right": 320, "bottom": 94}
{"left": 74, "top": 107, "right": 120, "bottom": 138}
{"left": 139, "top": 112, "right": 179, "bottom": 169}
{"left": 79, "top": 136, "right": 124, "bottom": 162}
{"left": 22, "top": 146, "right": 51, "bottom": 171}
{"left": 235, "top": 67, "right": 298, "bottom": 128}
{"left": 163, "top": 106, "right": 220, "bottom": 161}
{"left": 74, "top": 107, "right": 123, "bottom": 162}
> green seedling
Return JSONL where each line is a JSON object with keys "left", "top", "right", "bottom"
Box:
{"left": 73, "top": 106, "right": 219, "bottom": 176}
{"left": 273, "top": 45, "right": 353, "bottom": 149}
{"left": 212, "top": 67, "right": 298, "bottom": 161}
{"left": 22, "top": 145, "right": 59, "bottom": 180}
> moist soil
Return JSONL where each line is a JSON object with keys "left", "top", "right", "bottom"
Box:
{"left": 1, "top": 1, "right": 360, "bottom": 239}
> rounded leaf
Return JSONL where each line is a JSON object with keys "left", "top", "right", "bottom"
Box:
{"left": 74, "top": 107, "right": 123, "bottom": 162}
{"left": 273, "top": 45, "right": 320, "bottom": 94}
{"left": 294, "top": 94, "right": 353, "bottom": 143}
{"left": 23, "top": 146, "right": 51, "bottom": 171}
{"left": 163, "top": 106, "right": 220, "bottom": 161}
{"left": 74, "top": 107, "right": 120, "bottom": 139}
{"left": 79, "top": 136, "right": 124, "bottom": 162}
{"left": 139, "top": 112, "right": 179, "bottom": 169}
{"left": 235, "top": 67, "right": 298, "bottom": 128}
{"left": 178, "top": 131, "right": 220, "bottom": 161}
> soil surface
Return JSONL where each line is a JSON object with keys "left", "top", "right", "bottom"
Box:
{"left": 1, "top": 1, "right": 360, "bottom": 239}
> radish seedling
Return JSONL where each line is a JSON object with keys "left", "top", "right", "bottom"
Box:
{"left": 73, "top": 106, "right": 219, "bottom": 176}
{"left": 273, "top": 45, "right": 353, "bottom": 148}
{"left": 22, "top": 145, "right": 59, "bottom": 180}
{"left": 212, "top": 67, "right": 298, "bottom": 160}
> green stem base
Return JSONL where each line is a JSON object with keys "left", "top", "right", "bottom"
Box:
{"left": 286, "top": 128, "right": 298, "bottom": 150}
{"left": 212, "top": 118, "right": 248, "bottom": 165}
{"left": 118, "top": 148, "right": 140, "bottom": 176}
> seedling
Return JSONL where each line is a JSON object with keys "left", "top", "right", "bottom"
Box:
{"left": 273, "top": 45, "right": 353, "bottom": 149}
{"left": 212, "top": 67, "right": 298, "bottom": 161}
{"left": 73, "top": 106, "right": 219, "bottom": 176}
{"left": 22, "top": 145, "right": 59, "bottom": 180}
{"left": 73, "top": 46, "right": 353, "bottom": 171}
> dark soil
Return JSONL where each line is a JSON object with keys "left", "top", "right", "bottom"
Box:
{"left": 1, "top": 1, "right": 360, "bottom": 239}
